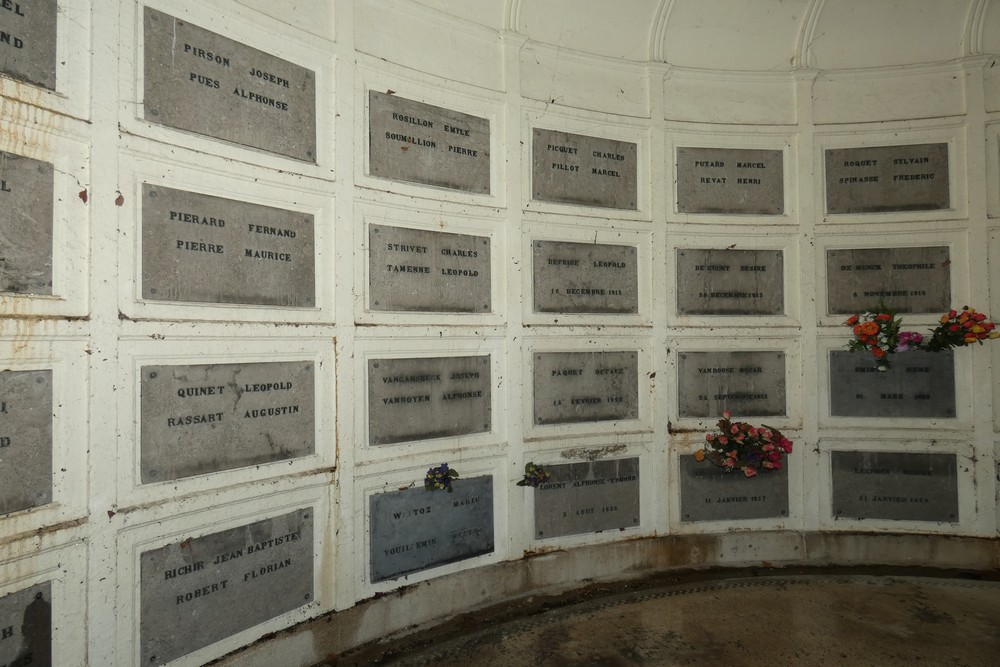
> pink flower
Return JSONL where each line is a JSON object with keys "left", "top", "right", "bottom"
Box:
{"left": 767, "top": 451, "right": 781, "bottom": 462}
{"left": 742, "top": 466, "right": 757, "bottom": 478}
{"left": 724, "top": 458, "right": 736, "bottom": 468}
{"left": 748, "top": 427, "right": 758, "bottom": 437}
{"left": 735, "top": 434, "right": 745, "bottom": 443}
{"left": 762, "top": 443, "right": 775, "bottom": 452}
{"left": 762, "top": 461, "right": 775, "bottom": 469}
{"left": 722, "top": 410, "right": 732, "bottom": 419}
{"left": 718, "top": 436, "right": 729, "bottom": 445}
{"left": 706, "top": 433, "right": 715, "bottom": 442}
{"left": 726, "top": 450, "right": 738, "bottom": 458}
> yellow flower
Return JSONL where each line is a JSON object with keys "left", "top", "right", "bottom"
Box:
{"left": 940, "top": 315, "right": 949, "bottom": 324}
{"left": 972, "top": 325, "right": 985, "bottom": 333}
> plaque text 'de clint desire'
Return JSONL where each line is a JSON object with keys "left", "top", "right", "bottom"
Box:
{"left": 831, "top": 451, "right": 958, "bottom": 522}
{"left": 676, "top": 147, "right": 784, "bottom": 215}
{"left": 369, "top": 224, "right": 490, "bottom": 313}
{"left": 679, "top": 455, "right": 788, "bottom": 522}
{"left": 677, "top": 351, "right": 786, "bottom": 418}
{"left": 140, "top": 361, "right": 315, "bottom": 482}
{"left": 0, "top": 0, "right": 57, "bottom": 90}
{"left": 370, "top": 475, "right": 494, "bottom": 582}
{"left": 368, "top": 356, "right": 491, "bottom": 445}
{"left": 534, "top": 458, "right": 640, "bottom": 539}
{"left": 142, "top": 184, "right": 315, "bottom": 307}
{"left": 0, "top": 370, "right": 52, "bottom": 515}
{"left": 829, "top": 350, "right": 955, "bottom": 418}
{"left": 143, "top": 7, "right": 317, "bottom": 161}
{"left": 532, "top": 128, "right": 637, "bottom": 210}
{"left": 825, "top": 143, "right": 949, "bottom": 214}
{"left": 676, "top": 249, "right": 784, "bottom": 316}
{"left": 0, "top": 582, "right": 51, "bottom": 667}
{"left": 533, "top": 351, "right": 639, "bottom": 425}
{"left": 826, "top": 246, "right": 950, "bottom": 314}
{"left": 0, "top": 151, "right": 54, "bottom": 295}
{"left": 532, "top": 240, "right": 638, "bottom": 314}
{"left": 369, "top": 91, "right": 490, "bottom": 194}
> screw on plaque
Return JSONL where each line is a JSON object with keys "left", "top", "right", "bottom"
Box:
{"left": 149, "top": 372, "right": 158, "bottom": 379}
{"left": 149, "top": 190, "right": 157, "bottom": 198}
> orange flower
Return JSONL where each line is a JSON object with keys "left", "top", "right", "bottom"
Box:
{"left": 872, "top": 347, "right": 887, "bottom": 358}
{"left": 694, "top": 450, "right": 705, "bottom": 462}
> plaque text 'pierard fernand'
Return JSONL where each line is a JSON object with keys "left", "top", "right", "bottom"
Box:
{"left": 140, "top": 509, "right": 313, "bottom": 666}
{"left": 678, "top": 351, "right": 786, "bottom": 418}
{"left": 143, "top": 7, "right": 316, "bottom": 161}
{"left": 825, "top": 143, "right": 950, "bottom": 214}
{"left": 676, "top": 147, "right": 784, "bottom": 215}
{"left": 831, "top": 451, "right": 958, "bottom": 522}
{"left": 533, "top": 351, "right": 639, "bottom": 425}
{"left": 0, "top": 0, "right": 56, "bottom": 89}
{"left": 369, "top": 224, "right": 490, "bottom": 313}
{"left": 829, "top": 350, "right": 955, "bottom": 418}
{"left": 0, "top": 370, "right": 52, "bottom": 515}
{"left": 534, "top": 458, "right": 640, "bottom": 539}
{"left": 142, "top": 184, "right": 315, "bottom": 307}
{"left": 369, "top": 91, "right": 490, "bottom": 194}
{"left": 0, "top": 582, "right": 51, "bottom": 667}
{"left": 679, "top": 455, "right": 788, "bottom": 522}
{"left": 676, "top": 249, "right": 784, "bottom": 316}
{"left": 532, "top": 129, "right": 637, "bottom": 210}
{"left": 532, "top": 240, "right": 638, "bottom": 314}
{"left": 826, "top": 246, "right": 950, "bottom": 314}
{"left": 0, "top": 151, "right": 54, "bottom": 295}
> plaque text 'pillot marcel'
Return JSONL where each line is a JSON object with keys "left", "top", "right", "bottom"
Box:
{"left": 0, "top": 370, "right": 53, "bottom": 515}
{"left": 677, "top": 351, "right": 786, "bottom": 418}
{"left": 676, "top": 147, "right": 784, "bottom": 215}
{"left": 676, "top": 249, "right": 784, "bottom": 316}
{"left": 825, "top": 143, "right": 950, "bottom": 214}
{"left": 533, "top": 351, "right": 639, "bottom": 425}
{"left": 831, "top": 451, "right": 958, "bottom": 522}
{"left": 0, "top": 151, "right": 54, "bottom": 295}
{"left": 0, "top": 0, "right": 57, "bottom": 89}
{"left": 826, "top": 246, "right": 950, "bottom": 314}
{"left": 532, "top": 240, "right": 638, "bottom": 314}
{"left": 679, "top": 456, "right": 788, "bottom": 522}
{"left": 532, "top": 128, "right": 638, "bottom": 210}
{"left": 533, "top": 458, "right": 640, "bottom": 539}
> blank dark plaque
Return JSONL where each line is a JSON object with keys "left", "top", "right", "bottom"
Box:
{"left": 143, "top": 7, "right": 316, "bottom": 162}
{"left": 532, "top": 351, "right": 639, "bottom": 425}
{"left": 368, "top": 224, "right": 490, "bottom": 313}
{"left": 826, "top": 246, "right": 950, "bottom": 314}
{"left": 140, "top": 361, "right": 315, "bottom": 482}
{"left": 0, "top": 582, "right": 51, "bottom": 666}
{"left": 370, "top": 475, "right": 494, "bottom": 582}
{"left": 533, "top": 458, "right": 640, "bottom": 539}
{"left": 825, "top": 143, "right": 949, "bottom": 214}
{"left": 532, "top": 128, "right": 637, "bottom": 209}
{"left": 141, "top": 184, "right": 315, "bottom": 307}
{"left": 532, "top": 240, "right": 638, "bottom": 314}
{"left": 0, "top": 1, "right": 57, "bottom": 89}
{"left": 0, "top": 370, "right": 52, "bottom": 514}
{"left": 829, "top": 350, "right": 955, "bottom": 418}
{"left": 679, "top": 456, "right": 788, "bottom": 522}
{"left": 368, "top": 356, "right": 491, "bottom": 445}
{"left": 677, "top": 351, "right": 786, "bottom": 418}
{"left": 831, "top": 451, "right": 958, "bottom": 522}
{"left": 140, "top": 508, "right": 313, "bottom": 665}
{"left": 676, "top": 147, "right": 784, "bottom": 215}
{"left": 0, "top": 151, "right": 54, "bottom": 295}
{"left": 676, "top": 249, "right": 784, "bottom": 316}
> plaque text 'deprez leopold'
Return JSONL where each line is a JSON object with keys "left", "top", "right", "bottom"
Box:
{"left": 676, "top": 248, "right": 784, "bottom": 316}
{"left": 677, "top": 351, "right": 786, "bottom": 418}
{"left": 0, "top": 0, "right": 57, "bottom": 90}
{"left": 533, "top": 351, "right": 639, "bottom": 425}
{"left": 534, "top": 458, "right": 640, "bottom": 539}
{"left": 532, "top": 128, "right": 637, "bottom": 210}
{"left": 826, "top": 246, "right": 950, "bottom": 314}
{"left": 829, "top": 350, "right": 955, "bottom": 418}
{"left": 532, "top": 240, "right": 638, "bottom": 314}
{"left": 0, "top": 370, "right": 52, "bottom": 515}
{"left": 0, "top": 151, "right": 54, "bottom": 295}
{"left": 676, "top": 147, "right": 784, "bottom": 215}
{"left": 0, "top": 582, "right": 51, "bottom": 667}
{"left": 679, "top": 455, "right": 788, "bottom": 522}
{"left": 825, "top": 143, "right": 949, "bottom": 214}
{"left": 831, "top": 451, "right": 958, "bottom": 522}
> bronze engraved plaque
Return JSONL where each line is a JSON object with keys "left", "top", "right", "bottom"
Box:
{"left": 677, "top": 351, "right": 786, "bottom": 418}
{"left": 0, "top": 582, "right": 51, "bottom": 666}
{"left": 0, "top": 370, "right": 52, "bottom": 515}
{"left": 825, "top": 143, "right": 949, "bottom": 214}
{"left": 0, "top": 152, "right": 54, "bottom": 295}
{"left": 532, "top": 129, "right": 637, "bottom": 210}
{"left": 676, "top": 249, "right": 784, "bottom": 316}
{"left": 826, "top": 246, "right": 950, "bottom": 314}
{"left": 143, "top": 7, "right": 317, "bottom": 161}
{"left": 676, "top": 147, "right": 784, "bottom": 215}
{"left": 679, "top": 456, "right": 788, "bottom": 522}
{"left": 369, "top": 224, "right": 490, "bottom": 313}
{"left": 829, "top": 350, "right": 955, "bottom": 418}
{"left": 369, "top": 91, "right": 491, "bottom": 193}
{"left": 831, "top": 451, "right": 958, "bottom": 522}
{"left": 533, "top": 351, "right": 639, "bottom": 425}
{"left": 532, "top": 240, "right": 638, "bottom": 314}
{"left": 533, "top": 458, "right": 640, "bottom": 539}
{"left": 0, "top": 0, "right": 57, "bottom": 90}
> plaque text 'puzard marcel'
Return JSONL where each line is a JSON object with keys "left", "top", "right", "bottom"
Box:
{"left": 533, "top": 458, "right": 640, "bottom": 539}
{"left": 826, "top": 246, "right": 950, "bottom": 314}
{"left": 532, "top": 129, "right": 637, "bottom": 210}
{"left": 0, "top": 151, "right": 54, "bottom": 295}
{"left": 0, "top": 370, "right": 52, "bottom": 515}
{"left": 532, "top": 240, "right": 638, "bottom": 314}
{"left": 677, "top": 351, "right": 786, "bottom": 418}
{"left": 0, "top": 0, "right": 57, "bottom": 89}
{"left": 825, "top": 143, "right": 949, "bottom": 214}
{"left": 679, "top": 455, "right": 788, "bottom": 522}
{"left": 533, "top": 351, "right": 639, "bottom": 425}
{"left": 676, "top": 147, "right": 784, "bottom": 215}
{"left": 676, "top": 248, "right": 784, "bottom": 316}
{"left": 831, "top": 451, "right": 958, "bottom": 522}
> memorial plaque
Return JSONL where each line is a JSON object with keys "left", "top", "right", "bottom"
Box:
{"left": 533, "top": 351, "right": 639, "bottom": 425}
{"left": 143, "top": 7, "right": 316, "bottom": 161}
{"left": 140, "top": 361, "right": 315, "bottom": 482}
{"left": 0, "top": 152, "right": 54, "bottom": 295}
{"left": 676, "top": 248, "right": 784, "bottom": 316}
{"left": 831, "top": 451, "right": 958, "bottom": 522}
{"left": 677, "top": 351, "right": 786, "bottom": 418}
{"left": 370, "top": 475, "right": 493, "bottom": 582}
{"left": 140, "top": 508, "right": 313, "bottom": 665}
{"left": 0, "top": 370, "right": 52, "bottom": 514}
{"left": 676, "top": 147, "right": 784, "bottom": 215}
{"left": 0, "top": 582, "right": 51, "bottom": 667}
{"left": 368, "top": 224, "right": 490, "bottom": 313}
{"left": 829, "top": 350, "right": 955, "bottom": 418}
{"left": 825, "top": 143, "right": 949, "bottom": 214}
{"left": 532, "top": 128, "right": 637, "bottom": 210}
{"left": 141, "top": 184, "right": 315, "bottom": 307}
{"left": 0, "top": 1, "right": 57, "bottom": 90}
{"left": 368, "top": 356, "right": 491, "bottom": 445}
{"left": 679, "top": 456, "right": 788, "bottom": 522}
{"left": 532, "top": 240, "right": 638, "bottom": 314}
{"left": 533, "top": 458, "right": 640, "bottom": 539}
{"left": 369, "top": 91, "right": 491, "bottom": 193}
{"left": 826, "top": 246, "right": 950, "bottom": 314}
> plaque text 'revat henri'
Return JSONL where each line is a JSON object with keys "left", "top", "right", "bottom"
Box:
{"left": 143, "top": 7, "right": 317, "bottom": 161}
{"left": 532, "top": 240, "right": 638, "bottom": 314}
{"left": 369, "top": 224, "right": 490, "bottom": 313}
{"left": 0, "top": 582, "right": 51, "bottom": 667}
{"left": 533, "top": 351, "right": 639, "bottom": 425}
{"left": 534, "top": 458, "right": 640, "bottom": 539}
{"left": 826, "top": 246, "right": 950, "bottom": 314}
{"left": 676, "top": 147, "right": 784, "bottom": 215}
{"left": 140, "top": 361, "right": 315, "bottom": 482}
{"left": 140, "top": 509, "right": 313, "bottom": 665}
{"left": 532, "top": 129, "right": 637, "bottom": 210}
{"left": 370, "top": 475, "right": 494, "bottom": 582}
{"left": 369, "top": 91, "right": 490, "bottom": 194}
{"left": 679, "top": 455, "right": 788, "bottom": 522}
{"left": 0, "top": 370, "right": 52, "bottom": 515}
{"left": 0, "top": 0, "right": 56, "bottom": 90}
{"left": 831, "top": 451, "right": 958, "bottom": 522}
{"left": 677, "top": 351, "right": 786, "bottom": 418}
{"left": 825, "top": 143, "right": 949, "bottom": 214}
{"left": 0, "top": 151, "right": 54, "bottom": 295}
{"left": 368, "top": 356, "right": 491, "bottom": 445}
{"left": 829, "top": 350, "right": 955, "bottom": 418}
{"left": 142, "top": 184, "right": 315, "bottom": 307}
{"left": 676, "top": 248, "right": 784, "bottom": 316}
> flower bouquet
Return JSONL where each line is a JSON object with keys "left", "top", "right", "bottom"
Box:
{"left": 516, "top": 462, "right": 552, "bottom": 487}
{"left": 695, "top": 411, "right": 792, "bottom": 478}
{"left": 922, "top": 307, "right": 998, "bottom": 351}
{"left": 424, "top": 463, "right": 459, "bottom": 492}
{"left": 845, "top": 307, "right": 907, "bottom": 370}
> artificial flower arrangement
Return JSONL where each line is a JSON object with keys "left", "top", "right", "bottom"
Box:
{"left": 695, "top": 411, "right": 793, "bottom": 478}
{"left": 516, "top": 462, "right": 552, "bottom": 487}
{"left": 424, "top": 463, "right": 459, "bottom": 492}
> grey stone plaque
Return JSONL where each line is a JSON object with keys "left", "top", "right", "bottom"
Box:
{"left": 369, "top": 224, "right": 490, "bottom": 313}
{"left": 0, "top": 370, "right": 52, "bottom": 515}
{"left": 679, "top": 456, "right": 788, "bottom": 522}
{"left": 143, "top": 7, "right": 316, "bottom": 161}
{"left": 0, "top": 152, "right": 54, "bottom": 295}
{"left": 370, "top": 475, "right": 493, "bottom": 582}
{"left": 826, "top": 246, "right": 950, "bottom": 314}
{"left": 677, "top": 351, "right": 786, "bottom": 418}
{"left": 368, "top": 356, "right": 491, "bottom": 445}
{"left": 829, "top": 350, "right": 955, "bottom": 418}
{"left": 676, "top": 249, "right": 784, "bottom": 316}
{"left": 825, "top": 143, "right": 949, "bottom": 214}
{"left": 676, "top": 147, "right": 784, "bottom": 215}
{"left": 0, "top": 1, "right": 57, "bottom": 90}
{"left": 0, "top": 582, "right": 50, "bottom": 667}
{"left": 831, "top": 451, "right": 958, "bottom": 522}
{"left": 533, "top": 351, "right": 639, "bottom": 425}
{"left": 532, "top": 241, "right": 638, "bottom": 314}
{"left": 140, "top": 361, "right": 315, "bottom": 482}
{"left": 141, "top": 184, "right": 315, "bottom": 307}
{"left": 534, "top": 458, "right": 640, "bottom": 539}
{"left": 532, "top": 128, "right": 637, "bottom": 210}
{"left": 140, "top": 508, "right": 313, "bottom": 666}
{"left": 369, "top": 91, "right": 490, "bottom": 193}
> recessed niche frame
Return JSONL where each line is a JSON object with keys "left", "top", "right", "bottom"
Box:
{"left": 991, "top": 231, "right": 1000, "bottom": 434}
{"left": 983, "top": 122, "right": 1000, "bottom": 219}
